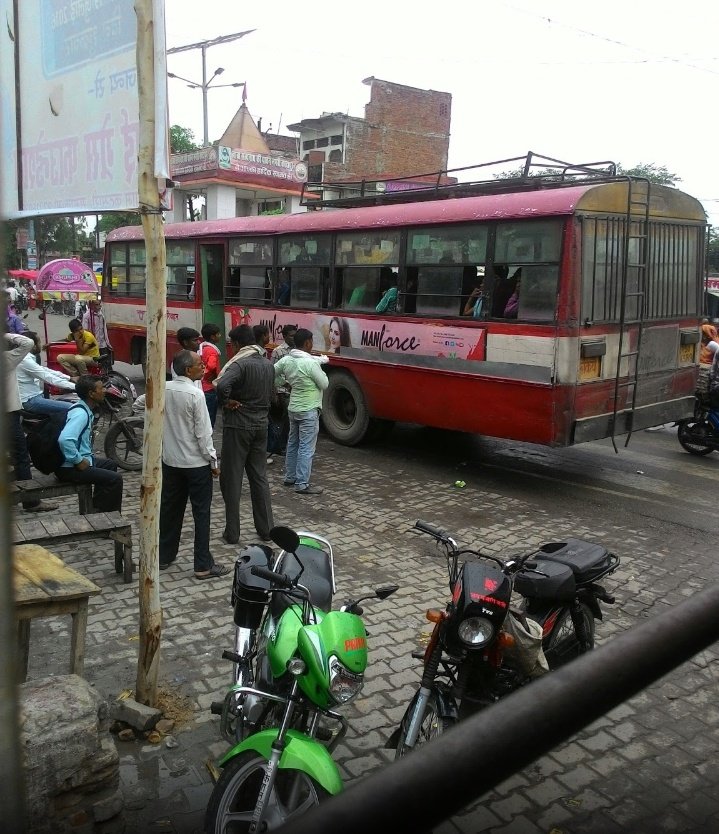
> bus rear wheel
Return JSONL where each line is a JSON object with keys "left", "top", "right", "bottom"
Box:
{"left": 322, "top": 371, "right": 370, "bottom": 446}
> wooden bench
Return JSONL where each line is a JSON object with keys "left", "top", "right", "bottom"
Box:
{"left": 14, "top": 544, "right": 101, "bottom": 683}
{"left": 10, "top": 473, "right": 93, "bottom": 514}
{"left": 11, "top": 512, "right": 134, "bottom": 584}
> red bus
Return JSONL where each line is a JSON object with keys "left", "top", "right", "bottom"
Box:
{"left": 103, "top": 166, "right": 706, "bottom": 448}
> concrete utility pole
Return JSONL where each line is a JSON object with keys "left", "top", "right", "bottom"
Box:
{"left": 134, "top": 0, "right": 167, "bottom": 707}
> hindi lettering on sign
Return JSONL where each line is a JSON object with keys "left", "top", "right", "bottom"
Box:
{"left": 84, "top": 114, "right": 114, "bottom": 182}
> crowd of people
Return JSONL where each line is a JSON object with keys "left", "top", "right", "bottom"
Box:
{"left": 4, "top": 310, "right": 330, "bottom": 581}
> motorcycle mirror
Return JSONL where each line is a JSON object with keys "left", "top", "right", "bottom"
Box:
{"left": 375, "top": 584, "right": 399, "bottom": 600}
{"left": 270, "top": 525, "right": 300, "bottom": 554}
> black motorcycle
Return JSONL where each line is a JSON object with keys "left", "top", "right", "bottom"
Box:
{"left": 387, "top": 521, "right": 619, "bottom": 757}
{"left": 677, "top": 393, "right": 719, "bottom": 456}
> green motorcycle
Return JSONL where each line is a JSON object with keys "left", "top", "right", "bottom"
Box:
{"left": 205, "top": 525, "right": 397, "bottom": 834}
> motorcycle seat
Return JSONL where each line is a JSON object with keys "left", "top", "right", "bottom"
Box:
{"left": 270, "top": 544, "right": 334, "bottom": 619}
{"left": 536, "top": 538, "right": 614, "bottom": 584}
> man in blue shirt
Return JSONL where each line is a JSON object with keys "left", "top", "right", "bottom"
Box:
{"left": 55, "top": 375, "right": 123, "bottom": 512}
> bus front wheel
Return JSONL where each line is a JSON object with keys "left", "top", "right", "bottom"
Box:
{"left": 322, "top": 371, "right": 370, "bottom": 446}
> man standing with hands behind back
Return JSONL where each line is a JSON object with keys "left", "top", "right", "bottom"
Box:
{"left": 159, "top": 350, "right": 229, "bottom": 579}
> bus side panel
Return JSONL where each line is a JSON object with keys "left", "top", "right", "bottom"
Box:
{"left": 330, "top": 358, "right": 560, "bottom": 446}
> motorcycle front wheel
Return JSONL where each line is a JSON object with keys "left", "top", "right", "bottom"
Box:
{"left": 104, "top": 417, "right": 143, "bottom": 470}
{"left": 677, "top": 420, "right": 715, "bottom": 456}
{"left": 543, "top": 603, "right": 595, "bottom": 669}
{"left": 394, "top": 690, "right": 456, "bottom": 759}
{"left": 204, "top": 751, "right": 328, "bottom": 834}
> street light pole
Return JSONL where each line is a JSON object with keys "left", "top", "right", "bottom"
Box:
{"left": 167, "top": 29, "right": 255, "bottom": 147}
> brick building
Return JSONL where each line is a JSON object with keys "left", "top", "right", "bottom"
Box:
{"left": 287, "top": 77, "right": 452, "bottom": 187}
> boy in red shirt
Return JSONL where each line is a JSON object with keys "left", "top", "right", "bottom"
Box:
{"left": 198, "top": 323, "right": 222, "bottom": 427}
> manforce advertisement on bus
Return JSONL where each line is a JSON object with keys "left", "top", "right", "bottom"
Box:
{"left": 231, "top": 308, "right": 486, "bottom": 362}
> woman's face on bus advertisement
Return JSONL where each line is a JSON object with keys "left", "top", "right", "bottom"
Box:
{"left": 329, "top": 319, "right": 341, "bottom": 351}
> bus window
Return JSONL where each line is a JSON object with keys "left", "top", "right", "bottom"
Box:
{"left": 291, "top": 267, "right": 323, "bottom": 307}
{"left": 166, "top": 243, "right": 195, "bottom": 300}
{"left": 107, "top": 242, "right": 146, "bottom": 296}
{"left": 406, "top": 226, "right": 487, "bottom": 316}
{"left": 226, "top": 238, "right": 273, "bottom": 305}
{"left": 279, "top": 234, "right": 331, "bottom": 309}
{"left": 407, "top": 225, "right": 488, "bottom": 265}
{"left": 494, "top": 220, "right": 561, "bottom": 320}
{"left": 335, "top": 232, "right": 399, "bottom": 311}
{"left": 415, "top": 266, "right": 464, "bottom": 316}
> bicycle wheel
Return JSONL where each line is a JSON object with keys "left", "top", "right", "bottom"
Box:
{"left": 204, "top": 751, "right": 328, "bottom": 834}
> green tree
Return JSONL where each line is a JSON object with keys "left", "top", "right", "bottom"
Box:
{"left": 170, "top": 124, "right": 200, "bottom": 153}
{"left": 494, "top": 161, "right": 680, "bottom": 186}
{"left": 2, "top": 216, "right": 94, "bottom": 267}
{"left": 97, "top": 212, "right": 142, "bottom": 236}
{"left": 616, "top": 163, "right": 680, "bottom": 186}
{"left": 708, "top": 228, "right": 719, "bottom": 273}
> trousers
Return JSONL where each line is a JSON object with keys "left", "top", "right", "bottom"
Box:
{"left": 55, "top": 457, "right": 123, "bottom": 512}
{"left": 219, "top": 422, "right": 274, "bottom": 544}
{"left": 159, "top": 463, "right": 213, "bottom": 572}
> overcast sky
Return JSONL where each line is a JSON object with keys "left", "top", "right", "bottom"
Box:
{"left": 165, "top": 0, "right": 719, "bottom": 226}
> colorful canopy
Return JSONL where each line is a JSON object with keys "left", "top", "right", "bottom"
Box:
{"left": 36, "top": 259, "right": 100, "bottom": 300}
{"left": 8, "top": 269, "right": 40, "bottom": 280}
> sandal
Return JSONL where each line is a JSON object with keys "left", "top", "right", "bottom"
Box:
{"left": 194, "top": 563, "right": 230, "bottom": 580}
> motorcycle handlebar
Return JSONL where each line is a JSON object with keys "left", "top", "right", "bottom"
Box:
{"left": 250, "top": 565, "right": 293, "bottom": 589}
{"left": 414, "top": 520, "right": 450, "bottom": 541}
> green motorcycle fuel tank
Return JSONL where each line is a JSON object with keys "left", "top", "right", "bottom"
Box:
{"left": 267, "top": 606, "right": 368, "bottom": 709}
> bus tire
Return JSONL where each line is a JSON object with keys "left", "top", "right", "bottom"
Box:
{"left": 322, "top": 371, "right": 370, "bottom": 446}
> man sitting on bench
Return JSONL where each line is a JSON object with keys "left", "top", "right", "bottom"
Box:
{"left": 55, "top": 375, "right": 123, "bottom": 513}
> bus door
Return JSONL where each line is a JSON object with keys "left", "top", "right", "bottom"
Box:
{"left": 199, "top": 243, "right": 227, "bottom": 361}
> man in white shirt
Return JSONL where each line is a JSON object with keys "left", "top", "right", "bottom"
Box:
{"left": 4, "top": 332, "right": 57, "bottom": 512}
{"left": 159, "top": 350, "right": 229, "bottom": 580}
{"left": 18, "top": 332, "right": 76, "bottom": 416}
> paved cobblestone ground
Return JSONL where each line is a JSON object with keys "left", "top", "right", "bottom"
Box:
{"left": 23, "top": 427, "right": 719, "bottom": 834}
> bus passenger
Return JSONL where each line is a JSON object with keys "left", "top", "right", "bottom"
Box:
{"left": 489, "top": 265, "right": 512, "bottom": 317}
{"left": 461, "top": 267, "right": 484, "bottom": 317}
{"left": 503, "top": 270, "right": 522, "bottom": 319}
{"left": 376, "top": 267, "right": 398, "bottom": 313}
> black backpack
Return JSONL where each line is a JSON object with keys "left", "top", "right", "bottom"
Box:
{"left": 25, "top": 404, "right": 90, "bottom": 475}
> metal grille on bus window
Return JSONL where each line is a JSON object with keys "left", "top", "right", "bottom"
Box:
{"left": 583, "top": 218, "right": 702, "bottom": 323}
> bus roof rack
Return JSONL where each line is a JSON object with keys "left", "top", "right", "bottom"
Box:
{"left": 300, "top": 151, "right": 632, "bottom": 209}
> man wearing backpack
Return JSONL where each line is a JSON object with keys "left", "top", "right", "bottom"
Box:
{"left": 4, "top": 332, "right": 57, "bottom": 512}
{"left": 54, "top": 375, "right": 123, "bottom": 512}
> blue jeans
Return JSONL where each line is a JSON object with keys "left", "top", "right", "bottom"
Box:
{"left": 22, "top": 395, "right": 73, "bottom": 417}
{"left": 285, "top": 409, "right": 320, "bottom": 490}
{"left": 204, "top": 389, "right": 218, "bottom": 428}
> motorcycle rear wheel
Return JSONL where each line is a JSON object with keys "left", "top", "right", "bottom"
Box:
{"left": 394, "top": 690, "right": 456, "bottom": 759}
{"left": 104, "top": 417, "right": 143, "bottom": 470}
{"left": 204, "top": 751, "right": 328, "bottom": 834}
{"left": 543, "top": 603, "right": 595, "bottom": 669}
{"left": 677, "top": 420, "right": 714, "bottom": 456}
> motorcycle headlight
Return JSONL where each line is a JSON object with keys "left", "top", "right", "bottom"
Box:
{"left": 328, "top": 656, "right": 364, "bottom": 705}
{"left": 457, "top": 617, "right": 495, "bottom": 648}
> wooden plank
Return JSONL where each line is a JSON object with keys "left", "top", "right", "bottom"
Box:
{"left": 63, "top": 516, "right": 95, "bottom": 534}
{"left": 11, "top": 522, "right": 26, "bottom": 543}
{"left": 38, "top": 518, "right": 71, "bottom": 538}
{"left": 13, "top": 545, "right": 101, "bottom": 603}
{"left": 87, "top": 513, "right": 111, "bottom": 531}
{"left": 15, "top": 518, "right": 47, "bottom": 539}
